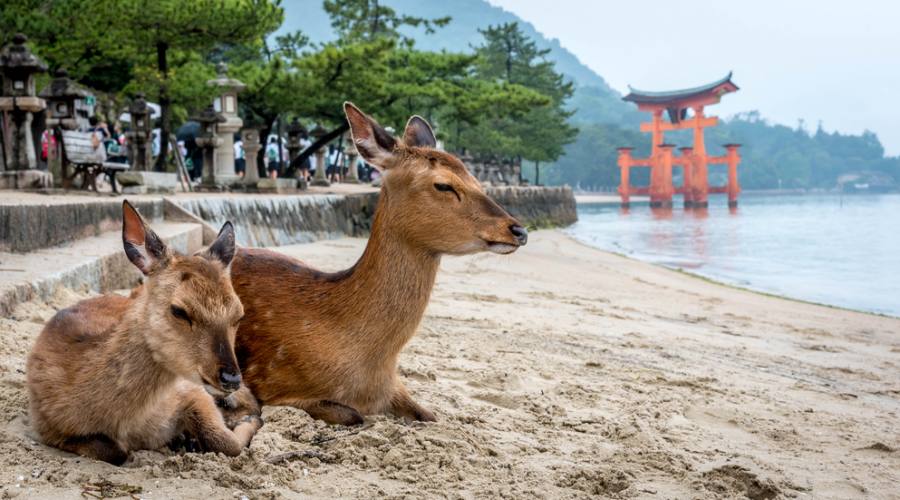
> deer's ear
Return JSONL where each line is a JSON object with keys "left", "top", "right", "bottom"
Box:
{"left": 344, "top": 102, "right": 397, "bottom": 169}
{"left": 122, "top": 200, "right": 170, "bottom": 275}
{"left": 403, "top": 115, "right": 436, "bottom": 148}
{"left": 203, "top": 221, "right": 236, "bottom": 269}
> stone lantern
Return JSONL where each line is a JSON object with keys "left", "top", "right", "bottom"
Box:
{"left": 240, "top": 127, "right": 262, "bottom": 187}
{"left": 285, "top": 118, "right": 308, "bottom": 188}
{"left": 309, "top": 124, "right": 330, "bottom": 187}
{"left": 126, "top": 93, "right": 153, "bottom": 171}
{"left": 40, "top": 68, "right": 93, "bottom": 131}
{"left": 206, "top": 62, "right": 244, "bottom": 186}
{"left": 342, "top": 133, "right": 360, "bottom": 184}
{"left": 0, "top": 33, "right": 51, "bottom": 188}
{"left": 286, "top": 118, "right": 307, "bottom": 162}
{"left": 191, "top": 105, "right": 226, "bottom": 189}
{"left": 512, "top": 159, "right": 523, "bottom": 186}
{"left": 38, "top": 68, "right": 94, "bottom": 185}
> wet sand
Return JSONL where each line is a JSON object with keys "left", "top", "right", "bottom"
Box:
{"left": 1, "top": 230, "right": 898, "bottom": 498}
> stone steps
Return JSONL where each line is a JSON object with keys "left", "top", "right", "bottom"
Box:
{"left": 0, "top": 221, "right": 203, "bottom": 317}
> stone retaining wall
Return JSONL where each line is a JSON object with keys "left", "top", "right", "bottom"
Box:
{"left": 176, "top": 194, "right": 378, "bottom": 248}
{"left": 486, "top": 186, "right": 578, "bottom": 229}
{"left": 0, "top": 199, "right": 162, "bottom": 253}
{"left": 176, "top": 186, "right": 576, "bottom": 248}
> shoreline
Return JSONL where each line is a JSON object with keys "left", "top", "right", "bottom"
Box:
{"left": 1, "top": 229, "right": 898, "bottom": 497}
{"left": 567, "top": 234, "right": 898, "bottom": 320}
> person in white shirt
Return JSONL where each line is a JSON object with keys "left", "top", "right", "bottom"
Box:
{"left": 234, "top": 138, "right": 245, "bottom": 177}
{"left": 265, "top": 137, "right": 280, "bottom": 179}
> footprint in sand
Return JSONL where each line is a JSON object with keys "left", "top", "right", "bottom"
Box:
{"left": 699, "top": 464, "right": 780, "bottom": 500}
{"left": 472, "top": 391, "right": 520, "bottom": 410}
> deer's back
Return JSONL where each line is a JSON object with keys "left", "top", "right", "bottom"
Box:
{"left": 27, "top": 294, "right": 132, "bottom": 441}
{"left": 231, "top": 247, "right": 361, "bottom": 404}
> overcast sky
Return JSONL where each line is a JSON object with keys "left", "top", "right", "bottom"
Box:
{"left": 487, "top": 0, "right": 900, "bottom": 155}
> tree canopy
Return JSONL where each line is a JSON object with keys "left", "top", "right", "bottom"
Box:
{"left": 445, "top": 22, "right": 577, "bottom": 182}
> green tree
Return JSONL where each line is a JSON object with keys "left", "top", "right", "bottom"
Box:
{"left": 214, "top": 30, "right": 310, "bottom": 168}
{"left": 323, "top": 0, "right": 449, "bottom": 46}
{"left": 98, "top": 0, "right": 283, "bottom": 169}
{"left": 454, "top": 22, "right": 577, "bottom": 181}
{"left": 285, "top": 0, "right": 545, "bottom": 169}
{"left": 0, "top": 0, "right": 135, "bottom": 94}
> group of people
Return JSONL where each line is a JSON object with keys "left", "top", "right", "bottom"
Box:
{"left": 250, "top": 135, "right": 377, "bottom": 183}
{"left": 40, "top": 114, "right": 379, "bottom": 186}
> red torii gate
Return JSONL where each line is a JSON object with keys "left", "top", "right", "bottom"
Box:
{"left": 617, "top": 73, "right": 741, "bottom": 208}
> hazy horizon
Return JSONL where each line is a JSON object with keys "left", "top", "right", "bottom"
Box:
{"left": 487, "top": 0, "right": 900, "bottom": 156}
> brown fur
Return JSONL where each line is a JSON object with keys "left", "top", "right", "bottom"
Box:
{"left": 232, "top": 103, "right": 527, "bottom": 425}
{"left": 26, "top": 201, "right": 260, "bottom": 464}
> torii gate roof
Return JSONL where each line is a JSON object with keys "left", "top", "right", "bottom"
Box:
{"left": 623, "top": 72, "right": 738, "bottom": 107}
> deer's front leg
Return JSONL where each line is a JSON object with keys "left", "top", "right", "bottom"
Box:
{"left": 179, "top": 387, "right": 261, "bottom": 456}
{"left": 389, "top": 384, "right": 436, "bottom": 422}
{"left": 216, "top": 384, "right": 261, "bottom": 430}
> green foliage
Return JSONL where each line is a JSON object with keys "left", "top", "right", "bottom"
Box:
{"left": 1, "top": 0, "right": 135, "bottom": 94}
{"left": 95, "top": 0, "right": 283, "bottom": 166}
{"left": 324, "top": 0, "right": 449, "bottom": 46}
{"left": 445, "top": 22, "right": 577, "bottom": 163}
{"left": 539, "top": 124, "right": 646, "bottom": 189}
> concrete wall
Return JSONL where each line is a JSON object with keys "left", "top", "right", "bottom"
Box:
{"left": 486, "top": 186, "right": 578, "bottom": 229}
{"left": 177, "top": 187, "right": 576, "bottom": 248}
{"left": 176, "top": 194, "right": 378, "bottom": 248}
{"left": 0, "top": 199, "right": 162, "bottom": 253}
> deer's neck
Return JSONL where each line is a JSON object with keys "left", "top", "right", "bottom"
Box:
{"left": 105, "top": 300, "right": 178, "bottom": 406}
{"left": 337, "top": 190, "right": 441, "bottom": 360}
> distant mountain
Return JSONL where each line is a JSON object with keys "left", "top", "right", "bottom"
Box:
{"left": 276, "top": 0, "right": 633, "bottom": 124}
{"left": 277, "top": 1, "right": 900, "bottom": 189}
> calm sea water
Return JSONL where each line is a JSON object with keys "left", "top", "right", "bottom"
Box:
{"left": 568, "top": 193, "right": 900, "bottom": 317}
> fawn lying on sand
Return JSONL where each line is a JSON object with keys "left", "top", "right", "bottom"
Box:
{"left": 27, "top": 201, "right": 260, "bottom": 465}
{"left": 231, "top": 103, "right": 528, "bottom": 425}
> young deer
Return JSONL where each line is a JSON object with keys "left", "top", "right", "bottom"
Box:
{"left": 27, "top": 201, "right": 261, "bottom": 465}
{"left": 231, "top": 103, "right": 528, "bottom": 425}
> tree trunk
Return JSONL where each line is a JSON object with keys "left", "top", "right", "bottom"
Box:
{"left": 292, "top": 123, "right": 348, "bottom": 168}
{"left": 535, "top": 161, "right": 540, "bottom": 186}
{"left": 155, "top": 41, "right": 170, "bottom": 172}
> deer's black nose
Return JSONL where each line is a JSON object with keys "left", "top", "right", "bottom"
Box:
{"left": 219, "top": 368, "right": 242, "bottom": 392}
{"left": 509, "top": 224, "right": 528, "bottom": 245}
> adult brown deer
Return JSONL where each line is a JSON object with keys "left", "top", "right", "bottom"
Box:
{"left": 27, "top": 201, "right": 260, "bottom": 465}
{"left": 231, "top": 102, "right": 528, "bottom": 425}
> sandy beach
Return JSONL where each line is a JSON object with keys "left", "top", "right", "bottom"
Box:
{"left": 1, "top": 229, "right": 898, "bottom": 499}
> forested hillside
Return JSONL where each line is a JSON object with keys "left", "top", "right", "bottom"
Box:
{"left": 281, "top": 0, "right": 900, "bottom": 191}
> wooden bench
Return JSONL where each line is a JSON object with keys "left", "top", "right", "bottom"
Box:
{"left": 60, "top": 130, "right": 130, "bottom": 193}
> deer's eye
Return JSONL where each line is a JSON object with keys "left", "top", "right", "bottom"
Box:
{"left": 434, "top": 183, "right": 459, "bottom": 200}
{"left": 170, "top": 305, "right": 192, "bottom": 326}
{"left": 233, "top": 315, "right": 244, "bottom": 327}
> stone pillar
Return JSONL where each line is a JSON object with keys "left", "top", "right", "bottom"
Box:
{"left": 309, "top": 124, "right": 330, "bottom": 187}
{"left": 207, "top": 63, "right": 245, "bottom": 187}
{"left": 0, "top": 34, "right": 51, "bottom": 189}
{"left": 343, "top": 139, "right": 360, "bottom": 183}
{"left": 39, "top": 68, "right": 94, "bottom": 186}
{"left": 241, "top": 128, "right": 261, "bottom": 186}
{"left": 312, "top": 147, "right": 329, "bottom": 186}
{"left": 286, "top": 118, "right": 306, "bottom": 167}
{"left": 126, "top": 93, "right": 153, "bottom": 171}
{"left": 192, "top": 105, "right": 226, "bottom": 190}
